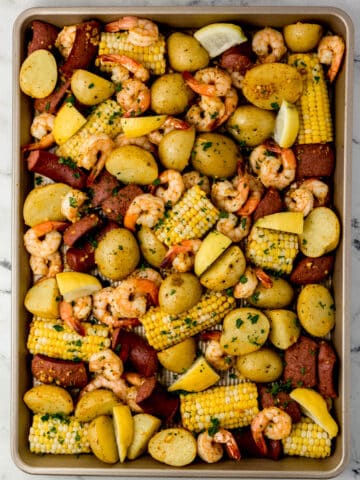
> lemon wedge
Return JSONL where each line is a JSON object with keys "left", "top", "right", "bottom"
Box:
{"left": 113, "top": 404, "right": 134, "bottom": 462}
{"left": 168, "top": 356, "right": 220, "bottom": 392}
{"left": 56, "top": 272, "right": 102, "bottom": 302}
{"left": 289, "top": 388, "right": 338, "bottom": 439}
{"left": 255, "top": 212, "right": 304, "bottom": 234}
{"left": 273, "top": 100, "right": 299, "bottom": 148}
{"left": 194, "top": 23, "right": 247, "bottom": 58}
{"left": 120, "top": 115, "right": 167, "bottom": 138}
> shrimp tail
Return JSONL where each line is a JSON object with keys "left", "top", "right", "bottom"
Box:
{"left": 254, "top": 267, "right": 273, "bottom": 288}
{"left": 124, "top": 212, "right": 137, "bottom": 232}
{"left": 22, "top": 133, "right": 55, "bottom": 152}
{"left": 59, "top": 301, "right": 86, "bottom": 337}
{"left": 33, "top": 220, "right": 69, "bottom": 236}
{"left": 251, "top": 430, "right": 268, "bottom": 457}
{"left": 135, "top": 279, "right": 159, "bottom": 306}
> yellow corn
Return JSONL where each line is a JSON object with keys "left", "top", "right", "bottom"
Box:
{"left": 97, "top": 32, "right": 166, "bottom": 75}
{"left": 246, "top": 225, "right": 299, "bottom": 275}
{"left": 180, "top": 383, "right": 259, "bottom": 433}
{"left": 29, "top": 413, "right": 90, "bottom": 454}
{"left": 27, "top": 318, "right": 111, "bottom": 361}
{"left": 141, "top": 291, "right": 235, "bottom": 351}
{"left": 282, "top": 417, "right": 332, "bottom": 458}
{"left": 289, "top": 53, "right": 333, "bottom": 144}
{"left": 154, "top": 185, "right": 219, "bottom": 247}
{"left": 56, "top": 99, "right": 123, "bottom": 161}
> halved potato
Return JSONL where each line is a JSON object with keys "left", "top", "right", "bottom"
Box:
{"left": 297, "top": 284, "right": 335, "bottom": 337}
{"left": 158, "top": 127, "right": 196, "bottom": 171}
{"left": 157, "top": 337, "right": 197, "bottom": 373}
{"left": 71, "top": 69, "right": 115, "bottom": 105}
{"left": 23, "top": 385, "right": 73, "bottom": 415}
{"left": 105, "top": 145, "right": 158, "bottom": 185}
{"left": 299, "top": 207, "right": 340, "bottom": 257}
{"left": 137, "top": 226, "right": 168, "bottom": 268}
{"left": 20, "top": 49, "right": 57, "bottom": 98}
{"left": 200, "top": 245, "right": 246, "bottom": 291}
{"left": 74, "top": 389, "right": 120, "bottom": 422}
{"left": 267, "top": 309, "right": 301, "bottom": 350}
{"left": 148, "top": 428, "right": 197, "bottom": 466}
{"left": 283, "top": 22, "right": 324, "bottom": 52}
{"left": 88, "top": 415, "right": 119, "bottom": 464}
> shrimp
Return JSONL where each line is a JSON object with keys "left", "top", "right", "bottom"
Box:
{"left": 197, "top": 428, "right": 241, "bottom": 463}
{"left": 130, "top": 267, "right": 163, "bottom": 287}
{"left": 185, "top": 95, "right": 226, "bottom": 132}
{"left": 22, "top": 113, "right": 55, "bottom": 152}
{"left": 219, "top": 48, "right": 253, "bottom": 89}
{"left": 160, "top": 239, "right": 202, "bottom": 272}
{"left": 200, "top": 331, "right": 234, "bottom": 371}
{"left": 78, "top": 133, "right": 115, "bottom": 184}
{"left": 92, "top": 287, "right": 141, "bottom": 329}
{"left": 124, "top": 193, "right": 165, "bottom": 231}
{"left": 237, "top": 174, "right": 264, "bottom": 216}
{"left": 116, "top": 79, "right": 150, "bottom": 117}
{"left": 183, "top": 68, "right": 232, "bottom": 97}
{"left": 88, "top": 348, "right": 123, "bottom": 381}
{"left": 155, "top": 169, "right": 185, "bottom": 205}
{"left": 249, "top": 144, "right": 277, "bottom": 176}
{"left": 300, "top": 178, "right": 329, "bottom": 205}
{"left": 113, "top": 278, "right": 159, "bottom": 318}
{"left": 318, "top": 35, "right": 345, "bottom": 83}
{"left": 104, "top": 16, "right": 159, "bottom": 47}
{"left": 98, "top": 54, "right": 150, "bottom": 82}
{"left": 59, "top": 296, "right": 92, "bottom": 336}
{"left": 258, "top": 144, "right": 296, "bottom": 190}
{"left": 55, "top": 25, "right": 76, "bottom": 58}
{"left": 251, "top": 407, "right": 292, "bottom": 456}
{"left": 61, "top": 189, "right": 88, "bottom": 223}
{"left": 29, "top": 252, "right": 62, "bottom": 278}
{"left": 284, "top": 179, "right": 328, "bottom": 216}
{"left": 233, "top": 266, "right": 272, "bottom": 299}
{"left": 211, "top": 178, "right": 249, "bottom": 213}
{"left": 114, "top": 133, "right": 156, "bottom": 154}
{"left": 182, "top": 171, "right": 210, "bottom": 195}
{"left": 216, "top": 213, "right": 251, "bottom": 242}
{"left": 24, "top": 221, "right": 67, "bottom": 258}
{"left": 252, "top": 27, "right": 287, "bottom": 63}
{"left": 147, "top": 116, "right": 190, "bottom": 145}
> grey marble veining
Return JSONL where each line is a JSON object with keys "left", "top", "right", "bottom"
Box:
{"left": 2, "top": 0, "right": 360, "bottom": 478}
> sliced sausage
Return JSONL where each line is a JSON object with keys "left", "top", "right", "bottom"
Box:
{"left": 101, "top": 184, "right": 143, "bottom": 223}
{"left": 294, "top": 143, "right": 335, "bottom": 179}
{"left": 258, "top": 385, "right": 302, "bottom": 423}
{"left": 318, "top": 341, "right": 337, "bottom": 398}
{"left": 88, "top": 170, "right": 120, "bottom": 208}
{"left": 283, "top": 336, "right": 319, "bottom": 388}
{"left": 66, "top": 242, "right": 95, "bottom": 272}
{"left": 290, "top": 255, "right": 334, "bottom": 285}
{"left": 31, "top": 354, "right": 88, "bottom": 388}
{"left": 28, "top": 20, "right": 59, "bottom": 55}
{"left": 253, "top": 187, "right": 283, "bottom": 221}
{"left": 63, "top": 213, "right": 101, "bottom": 247}
{"left": 33, "top": 79, "right": 71, "bottom": 114}
{"left": 135, "top": 377, "right": 179, "bottom": 423}
{"left": 234, "top": 429, "right": 282, "bottom": 460}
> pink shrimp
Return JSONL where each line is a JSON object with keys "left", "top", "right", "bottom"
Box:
{"left": 104, "top": 16, "right": 159, "bottom": 47}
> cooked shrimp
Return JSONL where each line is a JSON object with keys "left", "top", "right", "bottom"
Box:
{"left": 211, "top": 178, "right": 249, "bottom": 213}
{"left": 237, "top": 174, "right": 264, "bottom": 216}
{"left": 92, "top": 287, "right": 141, "bottom": 329}
{"left": 220, "top": 48, "right": 253, "bottom": 89}
{"left": 115, "top": 133, "right": 156, "bottom": 154}
{"left": 155, "top": 169, "right": 185, "bottom": 205}
{"left": 185, "top": 95, "right": 226, "bottom": 132}
{"left": 24, "top": 221, "right": 67, "bottom": 258}
{"left": 113, "top": 278, "right": 158, "bottom": 318}
{"left": 197, "top": 428, "right": 241, "bottom": 463}
{"left": 216, "top": 213, "right": 251, "bottom": 242}
{"left": 116, "top": 78, "right": 151, "bottom": 117}
{"left": 61, "top": 189, "right": 88, "bottom": 223}
{"left": 233, "top": 266, "right": 272, "bottom": 299}
{"left": 89, "top": 348, "right": 123, "bottom": 381}
{"left": 22, "top": 113, "right": 55, "bottom": 152}
{"left": 98, "top": 53, "right": 150, "bottom": 82}
{"left": 130, "top": 267, "right": 163, "bottom": 287}
{"left": 124, "top": 193, "right": 165, "bottom": 231}
{"left": 300, "top": 178, "right": 329, "bottom": 205}
{"left": 182, "top": 171, "right": 211, "bottom": 195}
{"left": 318, "top": 35, "right": 345, "bottom": 83}
{"left": 284, "top": 183, "right": 314, "bottom": 217}
{"left": 258, "top": 144, "right": 296, "bottom": 190}
{"left": 183, "top": 68, "right": 232, "bottom": 97}
{"left": 252, "top": 27, "right": 287, "bottom": 63}
{"left": 200, "top": 331, "right": 234, "bottom": 371}
{"left": 147, "top": 116, "right": 190, "bottom": 145}
{"left": 59, "top": 297, "right": 92, "bottom": 336}
{"left": 105, "top": 16, "right": 159, "bottom": 47}
{"left": 55, "top": 25, "right": 76, "bottom": 58}
{"left": 78, "top": 133, "right": 115, "bottom": 184}
{"left": 249, "top": 144, "right": 277, "bottom": 176}
{"left": 160, "top": 239, "right": 202, "bottom": 272}
{"left": 251, "top": 407, "right": 292, "bottom": 455}
{"left": 29, "top": 252, "right": 63, "bottom": 278}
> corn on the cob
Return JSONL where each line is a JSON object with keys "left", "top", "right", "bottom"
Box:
{"left": 27, "top": 318, "right": 111, "bottom": 361}
{"left": 246, "top": 225, "right": 299, "bottom": 274}
{"left": 141, "top": 291, "right": 235, "bottom": 351}
{"left": 180, "top": 383, "right": 259, "bottom": 433}
{"left": 56, "top": 99, "right": 123, "bottom": 160}
{"left": 289, "top": 53, "right": 333, "bottom": 144}
{"left": 29, "top": 413, "right": 90, "bottom": 454}
{"left": 154, "top": 185, "right": 219, "bottom": 247}
{"left": 282, "top": 417, "right": 332, "bottom": 458}
{"left": 97, "top": 32, "right": 166, "bottom": 75}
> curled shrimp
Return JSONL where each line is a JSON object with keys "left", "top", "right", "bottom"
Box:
{"left": 22, "top": 113, "right": 55, "bottom": 152}
{"left": 98, "top": 54, "right": 150, "bottom": 82}
{"left": 130, "top": 267, "right": 163, "bottom": 287}
{"left": 233, "top": 266, "right": 272, "bottom": 299}
{"left": 113, "top": 278, "right": 158, "bottom": 318}
{"left": 147, "top": 116, "right": 190, "bottom": 145}
{"left": 154, "top": 169, "right": 185, "bottom": 206}
{"left": 55, "top": 25, "right": 76, "bottom": 58}
{"left": 24, "top": 221, "right": 67, "bottom": 258}
{"left": 252, "top": 27, "right": 287, "bottom": 63}
{"left": 160, "top": 239, "right": 202, "bottom": 272}
{"left": 258, "top": 144, "right": 296, "bottom": 190}
{"left": 89, "top": 348, "right": 123, "bottom": 381}
{"left": 185, "top": 96, "right": 225, "bottom": 132}
{"left": 182, "top": 171, "right": 210, "bottom": 195}
{"left": 78, "top": 133, "right": 115, "bottom": 184}
{"left": 183, "top": 67, "right": 232, "bottom": 97}
{"left": 216, "top": 213, "right": 251, "bottom": 242}
{"left": 249, "top": 144, "right": 277, "bottom": 176}
{"left": 197, "top": 428, "right": 241, "bottom": 463}
{"left": 251, "top": 407, "right": 292, "bottom": 456}
{"left": 92, "top": 287, "right": 141, "bottom": 329}
{"left": 116, "top": 79, "right": 150, "bottom": 117}
{"left": 124, "top": 193, "right": 165, "bottom": 231}
{"left": 237, "top": 174, "right": 264, "bottom": 216}
{"left": 105, "top": 16, "right": 159, "bottom": 47}
{"left": 114, "top": 133, "right": 156, "bottom": 154}
{"left": 318, "top": 35, "right": 345, "bottom": 83}
{"left": 61, "top": 189, "right": 88, "bottom": 223}
{"left": 200, "top": 331, "right": 234, "bottom": 371}
{"left": 284, "top": 179, "right": 329, "bottom": 216}
{"left": 211, "top": 176, "right": 249, "bottom": 213}
{"left": 59, "top": 296, "right": 92, "bottom": 336}
{"left": 29, "top": 252, "right": 62, "bottom": 279}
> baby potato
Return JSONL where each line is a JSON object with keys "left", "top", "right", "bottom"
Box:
{"left": 226, "top": 105, "right": 276, "bottom": 147}
{"left": 137, "top": 226, "right": 168, "bottom": 268}
{"left": 248, "top": 276, "right": 294, "bottom": 309}
{"left": 200, "top": 245, "right": 246, "bottom": 291}
{"left": 127, "top": 413, "right": 162, "bottom": 460}
{"left": 148, "top": 428, "right": 197, "bottom": 466}
{"left": 159, "top": 273, "right": 202, "bottom": 315}
{"left": 283, "top": 22, "right": 324, "bottom": 52}
{"left": 266, "top": 309, "right": 301, "bottom": 350}
{"left": 191, "top": 132, "right": 241, "bottom": 177}
{"left": 71, "top": 69, "right": 115, "bottom": 105}
{"left": 105, "top": 145, "right": 158, "bottom": 185}
{"left": 158, "top": 126, "right": 196, "bottom": 171}
{"left": 297, "top": 284, "right": 335, "bottom": 337}
{"left": 20, "top": 49, "right": 57, "bottom": 98}
{"left": 74, "top": 389, "right": 120, "bottom": 422}
{"left": 299, "top": 207, "right": 340, "bottom": 258}
{"left": 167, "top": 32, "right": 210, "bottom": 72}
{"left": 157, "top": 337, "right": 197, "bottom": 373}
{"left": 236, "top": 348, "right": 283, "bottom": 383}
{"left": 88, "top": 415, "right": 119, "bottom": 464}
{"left": 151, "top": 73, "right": 194, "bottom": 115}
{"left": 23, "top": 385, "right": 73, "bottom": 415}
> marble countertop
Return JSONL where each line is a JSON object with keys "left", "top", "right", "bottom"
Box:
{"left": 2, "top": 0, "right": 359, "bottom": 478}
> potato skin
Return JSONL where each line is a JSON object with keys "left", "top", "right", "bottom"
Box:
{"left": 137, "top": 226, "right": 168, "bottom": 268}
{"left": 23, "top": 385, "right": 73, "bottom": 415}
{"left": 105, "top": 145, "right": 158, "bottom": 185}
{"left": 297, "top": 284, "right": 335, "bottom": 337}
{"left": 299, "top": 207, "right": 340, "bottom": 258}
{"left": 88, "top": 415, "right": 119, "bottom": 464}
{"left": 226, "top": 105, "right": 275, "bottom": 147}
{"left": 167, "top": 32, "right": 209, "bottom": 72}
{"left": 151, "top": 73, "right": 193, "bottom": 115}
{"left": 157, "top": 337, "right": 197, "bottom": 373}
{"left": 148, "top": 428, "right": 197, "bottom": 466}
{"left": 159, "top": 273, "right": 202, "bottom": 315}
{"left": 248, "top": 276, "right": 294, "bottom": 309}
{"left": 158, "top": 127, "right": 195, "bottom": 171}
{"left": 266, "top": 309, "right": 301, "bottom": 350}
{"left": 24, "top": 277, "right": 60, "bottom": 319}
{"left": 23, "top": 183, "right": 71, "bottom": 227}
{"left": 74, "top": 389, "right": 120, "bottom": 422}
{"left": 200, "top": 245, "right": 246, "bottom": 291}
{"left": 236, "top": 348, "right": 283, "bottom": 383}
{"left": 283, "top": 22, "right": 323, "bottom": 52}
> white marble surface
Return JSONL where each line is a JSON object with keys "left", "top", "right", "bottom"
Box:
{"left": 2, "top": 0, "right": 360, "bottom": 478}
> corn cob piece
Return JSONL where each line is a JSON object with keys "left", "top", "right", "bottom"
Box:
{"left": 29, "top": 413, "right": 90, "bottom": 454}
{"left": 56, "top": 99, "right": 123, "bottom": 161}
{"left": 154, "top": 185, "right": 219, "bottom": 247}
{"left": 180, "top": 383, "right": 259, "bottom": 432}
{"left": 97, "top": 32, "right": 166, "bottom": 75}
{"left": 246, "top": 225, "right": 299, "bottom": 274}
{"left": 288, "top": 53, "right": 333, "bottom": 144}
{"left": 141, "top": 291, "right": 235, "bottom": 351}
{"left": 27, "top": 318, "right": 111, "bottom": 361}
{"left": 282, "top": 417, "right": 332, "bottom": 458}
